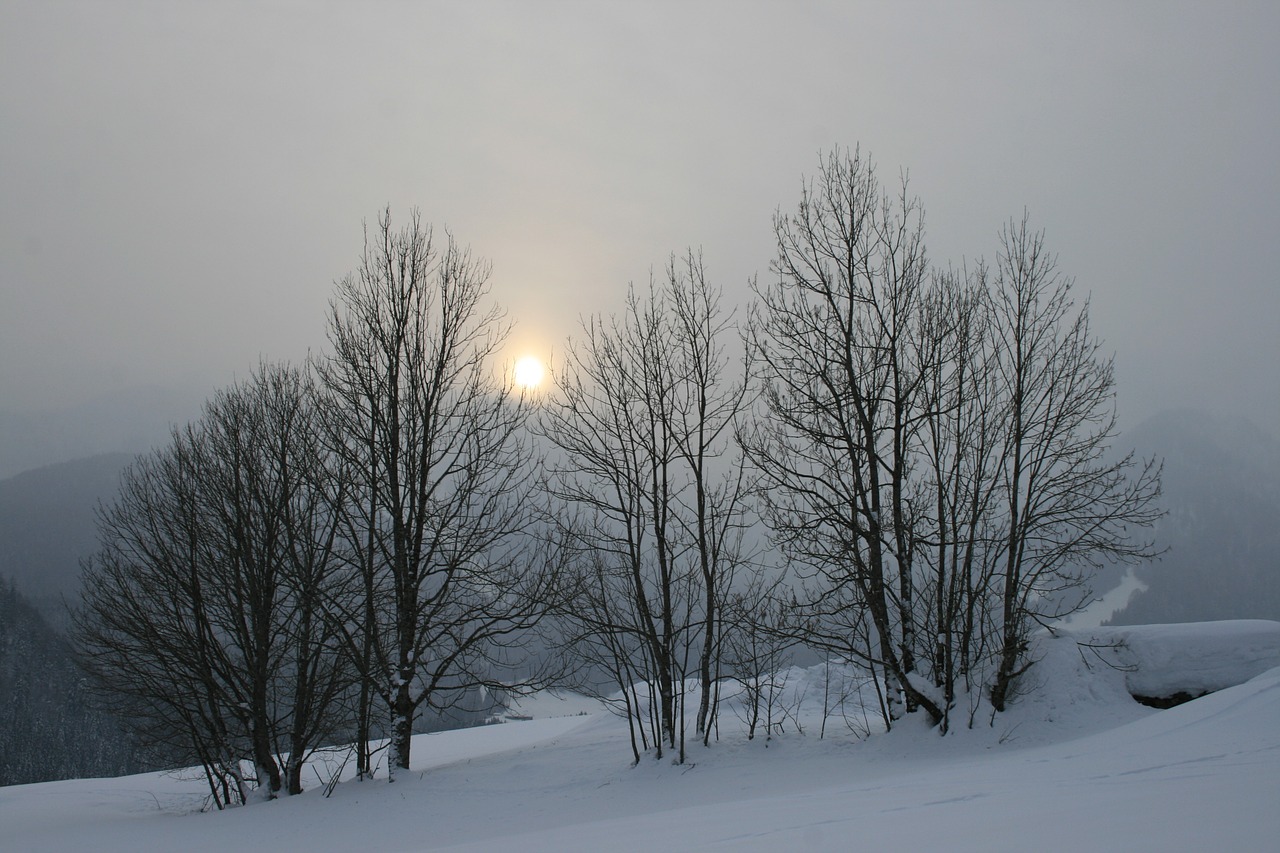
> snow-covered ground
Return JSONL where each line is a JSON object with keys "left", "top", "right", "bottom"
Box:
{"left": 5, "top": 621, "right": 1279, "bottom": 852}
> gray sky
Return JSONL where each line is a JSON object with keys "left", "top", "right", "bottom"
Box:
{"left": 3, "top": 0, "right": 1278, "bottom": 432}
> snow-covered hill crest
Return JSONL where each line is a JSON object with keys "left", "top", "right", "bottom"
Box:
{"left": 5, "top": 620, "right": 1278, "bottom": 852}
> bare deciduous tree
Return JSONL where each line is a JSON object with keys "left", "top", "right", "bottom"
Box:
{"left": 986, "top": 216, "right": 1163, "bottom": 711}
{"left": 542, "top": 251, "right": 752, "bottom": 762}
{"left": 747, "top": 147, "right": 944, "bottom": 725}
{"left": 74, "top": 362, "right": 351, "bottom": 805}
{"left": 319, "top": 208, "right": 557, "bottom": 778}
{"left": 748, "top": 149, "right": 1162, "bottom": 728}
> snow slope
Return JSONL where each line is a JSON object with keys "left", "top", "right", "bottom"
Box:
{"left": 4, "top": 621, "right": 1278, "bottom": 852}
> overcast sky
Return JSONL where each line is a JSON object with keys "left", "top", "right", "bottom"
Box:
{"left": 2, "top": 0, "right": 1277, "bottom": 434}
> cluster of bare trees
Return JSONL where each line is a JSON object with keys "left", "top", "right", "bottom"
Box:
{"left": 76, "top": 210, "right": 559, "bottom": 805}
{"left": 540, "top": 252, "right": 754, "bottom": 763}
{"left": 747, "top": 149, "right": 1162, "bottom": 731}
{"left": 539, "top": 149, "right": 1158, "bottom": 756}
{"left": 75, "top": 363, "right": 349, "bottom": 804}
{"left": 75, "top": 147, "right": 1163, "bottom": 798}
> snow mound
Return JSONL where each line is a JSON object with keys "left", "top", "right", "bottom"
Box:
{"left": 948, "top": 620, "right": 1280, "bottom": 745}
{"left": 1054, "top": 614, "right": 1280, "bottom": 701}
{"left": 1087, "top": 619, "right": 1280, "bottom": 698}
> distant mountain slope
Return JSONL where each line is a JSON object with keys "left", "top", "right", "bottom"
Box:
{"left": 0, "top": 384, "right": 202, "bottom": 480}
{"left": 1106, "top": 409, "right": 1280, "bottom": 625}
{"left": 0, "top": 453, "right": 133, "bottom": 623}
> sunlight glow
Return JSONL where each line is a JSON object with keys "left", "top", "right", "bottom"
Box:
{"left": 513, "top": 356, "right": 546, "bottom": 390}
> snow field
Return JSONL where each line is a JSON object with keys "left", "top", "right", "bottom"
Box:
{"left": 4, "top": 620, "right": 1278, "bottom": 852}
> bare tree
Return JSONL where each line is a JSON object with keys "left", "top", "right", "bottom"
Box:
{"left": 664, "top": 253, "right": 756, "bottom": 740}
{"left": 720, "top": 577, "right": 800, "bottom": 742}
{"left": 76, "top": 437, "right": 250, "bottom": 807}
{"left": 748, "top": 150, "right": 1161, "bottom": 728}
{"left": 318, "top": 208, "right": 557, "bottom": 778}
{"left": 985, "top": 216, "right": 1163, "bottom": 711}
{"left": 74, "top": 362, "right": 352, "bottom": 805}
{"left": 909, "top": 264, "right": 1007, "bottom": 729}
{"left": 257, "top": 364, "right": 354, "bottom": 796}
{"left": 542, "top": 252, "right": 752, "bottom": 762}
{"left": 746, "top": 147, "right": 944, "bottom": 725}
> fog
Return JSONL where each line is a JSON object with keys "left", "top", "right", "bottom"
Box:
{"left": 2, "top": 1, "right": 1277, "bottom": 468}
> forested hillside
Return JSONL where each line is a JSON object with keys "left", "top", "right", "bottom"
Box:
{"left": 0, "top": 578, "right": 151, "bottom": 785}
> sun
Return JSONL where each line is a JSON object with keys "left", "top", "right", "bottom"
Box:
{"left": 512, "top": 355, "right": 546, "bottom": 391}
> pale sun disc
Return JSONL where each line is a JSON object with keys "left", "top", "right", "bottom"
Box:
{"left": 513, "top": 356, "right": 546, "bottom": 390}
